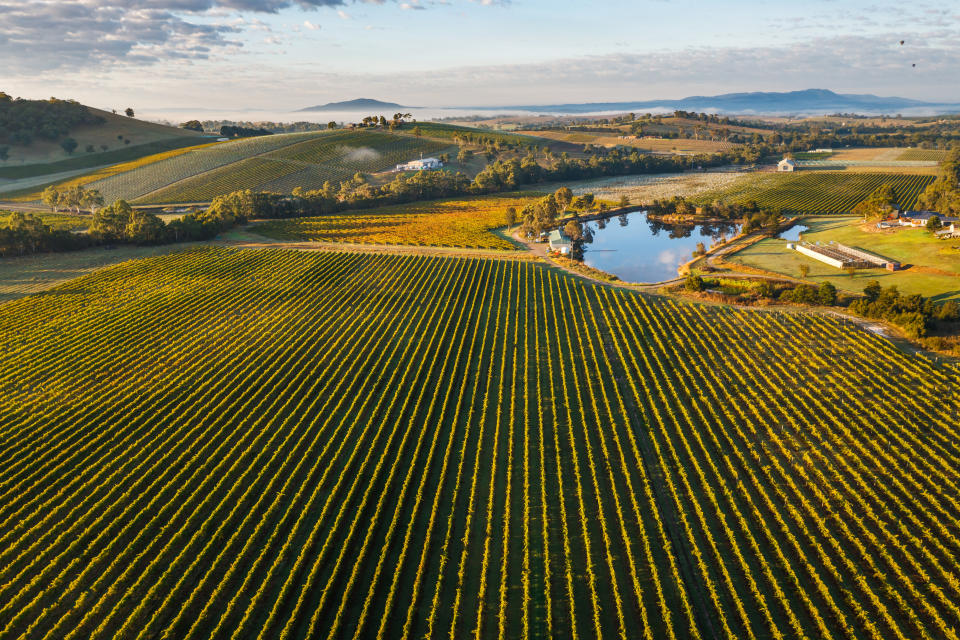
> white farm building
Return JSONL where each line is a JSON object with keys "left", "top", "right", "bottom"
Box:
{"left": 777, "top": 158, "right": 797, "bottom": 172}
{"left": 395, "top": 157, "right": 443, "bottom": 172}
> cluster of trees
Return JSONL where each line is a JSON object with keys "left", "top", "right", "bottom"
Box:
{"left": 684, "top": 274, "right": 839, "bottom": 307}
{"left": 0, "top": 93, "right": 104, "bottom": 147}
{"left": 180, "top": 120, "right": 204, "bottom": 132}
{"left": 41, "top": 185, "right": 104, "bottom": 214}
{"left": 0, "top": 212, "right": 93, "bottom": 257}
{"left": 219, "top": 125, "right": 272, "bottom": 138}
{"left": 472, "top": 146, "right": 746, "bottom": 192}
{"left": 646, "top": 195, "right": 780, "bottom": 234}
{"left": 849, "top": 281, "right": 958, "bottom": 338}
{"left": 779, "top": 281, "right": 838, "bottom": 305}
{"left": 917, "top": 146, "right": 960, "bottom": 216}
{"left": 852, "top": 183, "right": 899, "bottom": 220}
{"left": 648, "top": 196, "right": 764, "bottom": 220}
{"left": 2, "top": 189, "right": 257, "bottom": 256}
{"left": 516, "top": 188, "right": 569, "bottom": 239}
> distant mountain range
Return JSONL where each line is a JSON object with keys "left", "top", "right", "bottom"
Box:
{"left": 298, "top": 98, "right": 410, "bottom": 112}
{"left": 478, "top": 89, "right": 960, "bottom": 115}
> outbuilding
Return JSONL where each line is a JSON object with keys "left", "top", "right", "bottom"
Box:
{"left": 548, "top": 229, "right": 573, "bottom": 255}
{"left": 395, "top": 157, "right": 443, "bottom": 172}
{"left": 777, "top": 158, "right": 797, "bottom": 172}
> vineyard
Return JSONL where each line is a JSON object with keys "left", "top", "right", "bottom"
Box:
{"left": 85, "top": 132, "right": 324, "bottom": 203}
{"left": 0, "top": 247, "right": 957, "bottom": 639}
{"left": 694, "top": 172, "right": 936, "bottom": 213}
{"left": 139, "top": 131, "right": 449, "bottom": 204}
{"left": 897, "top": 149, "right": 949, "bottom": 162}
{"left": 1, "top": 211, "right": 90, "bottom": 231}
{"left": 22, "top": 130, "right": 446, "bottom": 205}
{"left": 254, "top": 194, "right": 534, "bottom": 249}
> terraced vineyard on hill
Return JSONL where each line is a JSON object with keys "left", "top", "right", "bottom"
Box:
{"left": 50, "top": 130, "right": 448, "bottom": 205}
{"left": 254, "top": 194, "right": 534, "bottom": 249}
{"left": 0, "top": 247, "right": 957, "bottom": 639}
{"left": 694, "top": 172, "right": 935, "bottom": 213}
{"left": 140, "top": 131, "right": 448, "bottom": 204}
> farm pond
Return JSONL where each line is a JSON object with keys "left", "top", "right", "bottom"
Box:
{"left": 578, "top": 210, "right": 740, "bottom": 283}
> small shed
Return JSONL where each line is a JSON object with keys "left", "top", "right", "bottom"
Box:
{"left": 548, "top": 229, "right": 573, "bottom": 255}
{"left": 777, "top": 158, "right": 797, "bottom": 172}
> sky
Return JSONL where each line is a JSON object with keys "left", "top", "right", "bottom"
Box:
{"left": 1, "top": 0, "right": 959, "bottom": 113}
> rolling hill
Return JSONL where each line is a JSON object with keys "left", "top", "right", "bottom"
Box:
{"left": 63, "top": 129, "right": 449, "bottom": 204}
{"left": 0, "top": 106, "right": 208, "bottom": 174}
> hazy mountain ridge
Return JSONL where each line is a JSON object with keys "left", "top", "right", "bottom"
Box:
{"left": 477, "top": 89, "right": 960, "bottom": 115}
{"left": 298, "top": 98, "right": 409, "bottom": 112}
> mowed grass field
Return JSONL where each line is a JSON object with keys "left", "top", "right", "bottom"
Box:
{"left": 0, "top": 247, "right": 957, "bottom": 639}
{"left": 695, "top": 172, "right": 936, "bottom": 213}
{"left": 253, "top": 194, "right": 536, "bottom": 250}
{"left": 730, "top": 216, "right": 960, "bottom": 301}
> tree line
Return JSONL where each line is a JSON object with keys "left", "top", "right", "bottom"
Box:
{"left": 917, "top": 146, "right": 960, "bottom": 216}
{"left": 1, "top": 190, "right": 244, "bottom": 257}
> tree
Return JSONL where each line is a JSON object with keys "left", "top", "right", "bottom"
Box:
{"left": 60, "top": 137, "right": 78, "bottom": 154}
{"left": 563, "top": 219, "right": 583, "bottom": 241}
{"left": 554, "top": 187, "right": 573, "bottom": 212}
{"left": 693, "top": 242, "right": 706, "bottom": 257}
{"left": 618, "top": 195, "right": 630, "bottom": 208}
{"left": 504, "top": 206, "right": 517, "bottom": 227}
{"left": 757, "top": 281, "right": 776, "bottom": 298}
{"left": 125, "top": 107, "right": 135, "bottom": 117}
{"left": 817, "top": 281, "right": 837, "bottom": 306}
{"left": 412, "top": 126, "right": 422, "bottom": 138}
{"left": 80, "top": 189, "right": 105, "bottom": 214}
{"left": 863, "top": 280, "right": 882, "bottom": 302}
{"left": 799, "top": 263, "right": 810, "bottom": 279}
{"left": 92, "top": 199, "right": 134, "bottom": 239}
{"left": 852, "top": 183, "right": 897, "bottom": 220}
{"left": 0, "top": 146, "right": 10, "bottom": 161}
{"left": 327, "top": 121, "right": 337, "bottom": 130}
{"left": 125, "top": 210, "right": 167, "bottom": 244}
{"left": 684, "top": 274, "right": 705, "bottom": 292}
{"left": 180, "top": 120, "right": 204, "bottom": 132}
{"left": 936, "top": 300, "right": 959, "bottom": 321}
{"left": 41, "top": 185, "right": 61, "bottom": 211}
{"left": 926, "top": 215, "right": 942, "bottom": 232}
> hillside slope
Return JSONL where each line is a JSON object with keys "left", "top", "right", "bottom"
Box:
{"left": 0, "top": 106, "right": 206, "bottom": 170}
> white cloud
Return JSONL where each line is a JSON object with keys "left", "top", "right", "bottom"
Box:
{"left": 337, "top": 9, "right": 350, "bottom": 18}
{"left": 303, "top": 20, "right": 322, "bottom": 29}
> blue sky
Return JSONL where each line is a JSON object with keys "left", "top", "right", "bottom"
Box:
{"left": 1, "top": 0, "right": 958, "bottom": 110}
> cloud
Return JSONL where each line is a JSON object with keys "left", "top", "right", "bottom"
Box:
{"left": 0, "top": 2, "right": 247, "bottom": 71}
{"left": 0, "top": 0, "right": 396, "bottom": 71}
{"left": 303, "top": 20, "right": 322, "bottom": 29}
{"left": 337, "top": 9, "right": 350, "bottom": 18}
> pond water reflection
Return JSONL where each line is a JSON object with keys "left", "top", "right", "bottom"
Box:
{"left": 579, "top": 210, "right": 740, "bottom": 283}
